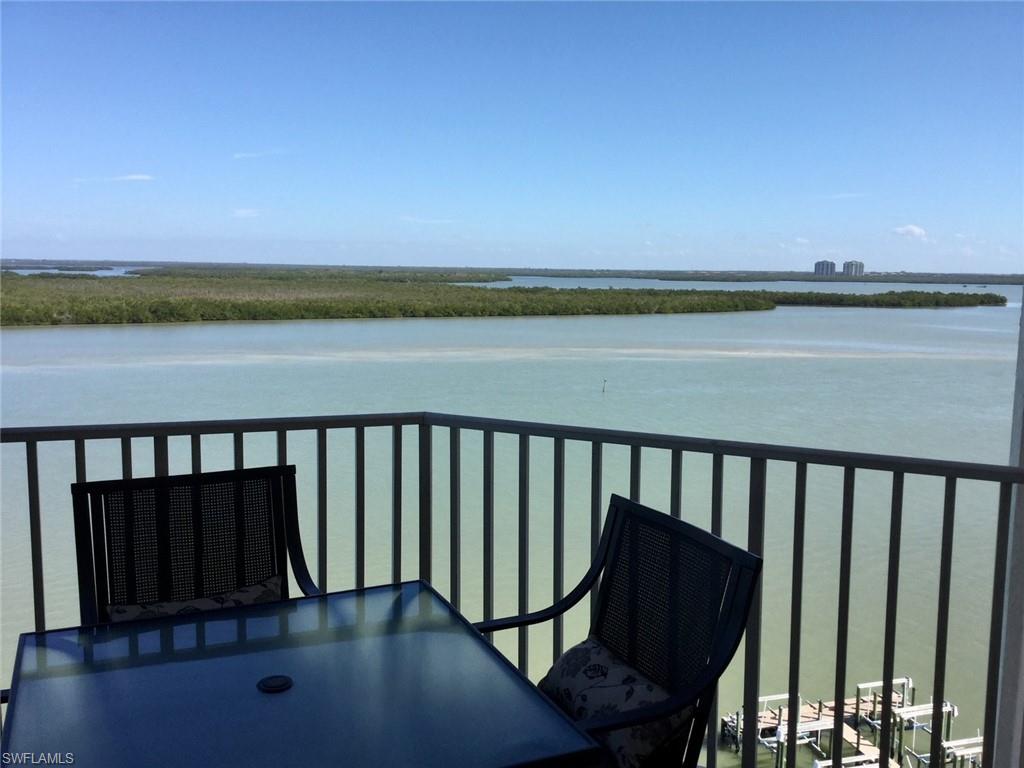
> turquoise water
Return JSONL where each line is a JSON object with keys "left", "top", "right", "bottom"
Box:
{"left": 1, "top": 279, "right": 1020, "bottom": 754}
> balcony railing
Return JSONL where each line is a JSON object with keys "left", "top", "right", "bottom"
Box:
{"left": 1, "top": 411, "right": 1022, "bottom": 768}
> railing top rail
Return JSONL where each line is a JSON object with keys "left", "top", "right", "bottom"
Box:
{"left": 425, "top": 412, "right": 1024, "bottom": 483}
{"left": 2, "top": 410, "right": 1022, "bottom": 484}
{"left": 0, "top": 412, "right": 426, "bottom": 443}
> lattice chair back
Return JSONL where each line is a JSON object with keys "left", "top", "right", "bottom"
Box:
{"left": 590, "top": 495, "right": 761, "bottom": 763}
{"left": 72, "top": 465, "right": 317, "bottom": 625}
{"left": 477, "top": 493, "right": 760, "bottom": 768}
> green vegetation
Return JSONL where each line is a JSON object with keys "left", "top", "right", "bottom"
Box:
{"left": 760, "top": 290, "right": 1006, "bottom": 308}
{"left": 0, "top": 266, "right": 1007, "bottom": 326}
{"left": 5, "top": 260, "right": 1023, "bottom": 284}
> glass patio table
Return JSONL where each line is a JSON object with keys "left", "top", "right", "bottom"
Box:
{"left": 1, "top": 581, "right": 602, "bottom": 767}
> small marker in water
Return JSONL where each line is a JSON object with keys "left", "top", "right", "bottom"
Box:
{"left": 602, "top": 379, "right": 607, "bottom": 394}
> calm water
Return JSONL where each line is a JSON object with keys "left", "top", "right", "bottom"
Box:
{"left": 1, "top": 279, "right": 1020, "bottom": 755}
{"left": 465, "top": 275, "right": 1011, "bottom": 295}
{"left": 4, "top": 266, "right": 148, "bottom": 277}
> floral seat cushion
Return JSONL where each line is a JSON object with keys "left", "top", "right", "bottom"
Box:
{"left": 538, "top": 636, "right": 692, "bottom": 768}
{"left": 107, "top": 574, "right": 282, "bottom": 623}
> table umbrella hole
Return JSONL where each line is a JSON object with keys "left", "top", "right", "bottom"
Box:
{"left": 257, "top": 675, "right": 293, "bottom": 694}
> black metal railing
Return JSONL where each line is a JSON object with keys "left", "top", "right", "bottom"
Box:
{"left": 2, "top": 411, "right": 1021, "bottom": 768}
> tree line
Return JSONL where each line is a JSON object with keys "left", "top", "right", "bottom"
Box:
{"left": 0, "top": 269, "right": 1006, "bottom": 326}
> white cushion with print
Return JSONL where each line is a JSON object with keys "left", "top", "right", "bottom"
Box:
{"left": 538, "top": 636, "right": 692, "bottom": 768}
{"left": 107, "top": 574, "right": 282, "bottom": 623}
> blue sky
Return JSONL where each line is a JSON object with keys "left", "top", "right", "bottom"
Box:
{"left": 3, "top": 2, "right": 1022, "bottom": 272}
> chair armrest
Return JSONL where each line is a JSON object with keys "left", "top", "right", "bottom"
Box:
{"left": 294, "top": 569, "right": 322, "bottom": 597}
{"left": 476, "top": 600, "right": 574, "bottom": 634}
{"left": 475, "top": 569, "right": 602, "bottom": 634}
{"left": 287, "top": 535, "right": 322, "bottom": 596}
{"left": 281, "top": 470, "right": 322, "bottom": 597}
{"left": 474, "top": 553, "right": 605, "bottom": 634}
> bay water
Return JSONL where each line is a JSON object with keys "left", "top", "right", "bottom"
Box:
{"left": 1, "top": 279, "right": 1020, "bottom": 756}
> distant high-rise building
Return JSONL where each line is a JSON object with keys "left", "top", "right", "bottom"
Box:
{"left": 842, "top": 260, "right": 865, "bottom": 276}
{"left": 813, "top": 260, "right": 836, "bottom": 276}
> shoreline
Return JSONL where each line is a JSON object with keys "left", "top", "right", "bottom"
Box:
{"left": 0, "top": 265, "right": 1011, "bottom": 327}
{"left": 3, "top": 260, "right": 1023, "bottom": 285}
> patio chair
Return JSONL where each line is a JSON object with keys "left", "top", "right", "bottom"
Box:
{"left": 476, "top": 494, "right": 762, "bottom": 768}
{"left": 72, "top": 464, "right": 319, "bottom": 626}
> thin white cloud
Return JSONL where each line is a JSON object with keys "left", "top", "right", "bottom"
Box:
{"left": 232, "top": 149, "right": 289, "bottom": 160}
{"left": 955, "top": 233, "right": 989, "bottom": 246}
{"left": 893, "top": 224, "right": 929, "bottom": 241}
{"left": 232, "top": 208, "right": 260, "bottom": 219}
{"left": 73, "top": 173, "right": 155, "bottom": 183}
{"left": 401, "top": 215, "right": 456, "bottom": 225}
{"left": 779, "top": 237, "right": 810, "bottom": 250}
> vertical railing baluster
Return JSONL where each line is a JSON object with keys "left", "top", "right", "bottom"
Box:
{"left": 154, "top": 435, "right": 171, "bottom": 607}
{"left": 231, "top": 454, "right": 246, "bottom": 651}
{"left": 590, "top": 441, "right": 603, "bottom": 615}
{"left": 786, "top": 462, "right": 807, "bottom": 768}
{"left": 73, "top": 439, "right": 88, "bottom": 651}
{"left": 483, "top": 430, "right": 495, "bottom": 638}
{"left": 74, "top": 439, "right": 87, "bottom": 484}
{"left": 26, "top": 441, "right": 45, "bottom": 631}
{"left": 878, "top": 471, "right": 904, "bottom": 764}
{"left": 273, "top": 430, "right": 284, "bottom": 632}
{"left": 155, "top": 433, "right": 174, "bottom": 646}
{"left": 831, "top": 467, "right": 856, "bottom": 767}
{"left": 187, "top": 432, "right": 203, "bottom": 655}
{"left": 930, "top": 477, "right": 957, "bottom": 762}
{"left": 711, "top": 454, "right": 724, "bottom": 535}
{"left": 276, "top": 430, "right": 287, "bottom": 465}
{"left": 120, "top": 436, "right": 135, "bottom": 611}
{"left": 553, "top": 437, "right": 565, "bottom": 663}
{"left": 154, "top": 436, "right": 169, "bottom": 477}
{"left": 418, "top": 423, "right": 433, "bottom": 582}
{"left": 741, "top": 458, "right": 766, "bottom": 768}
{"left": 670, "top": 449, "right": 682, "bottom": 519}
{"left": 449, "top": 427, "right": 461, "bottom": 610}
{"left": 983, "top": 482, "right": 1013, "bottom": 767}
{"left": 355, "top": 427, "right": 365, "bottom": 590}
{"left": 316, "top": 427, "right": 327, "bottom": 591}
{"left": 707, "top": 452, "right": 723, "bottom": 768}
{"left": 391, "top": 425, "right": 403, "bottom": 583}
{"left": 518, "top": 434, "right": 530, "bottom": 675}
{"left": 121, "top": 436, "right": 133, "bottom": 479}
{"left": 233, "top": 432, "right": 244, "bottom": 469}
{"left": 629, "top": 445, "right": 641, "bottom": 501}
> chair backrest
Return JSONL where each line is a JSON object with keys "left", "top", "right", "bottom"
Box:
{"left": 72, "top": 465, "right": 306, "bottom": 625}
{"left": 591, "top": 494, "right": 762, "bottom": 698}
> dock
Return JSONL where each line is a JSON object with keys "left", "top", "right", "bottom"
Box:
{"left": 720, "top": 677, "right": 978, "bottom": 768}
